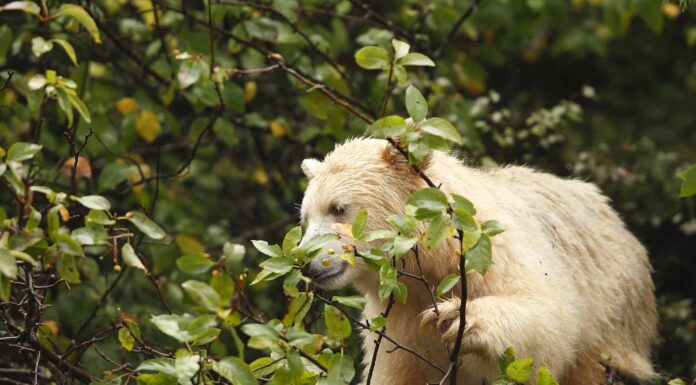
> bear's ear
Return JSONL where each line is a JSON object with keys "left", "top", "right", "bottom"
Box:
{"left": 381, "top": 142, "right": 432, "bottom": 173}
{"left": 301, "top": 158, "right": 322, "bottom": 180}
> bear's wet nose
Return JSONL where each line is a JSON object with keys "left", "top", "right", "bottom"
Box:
{"left": 301, "top": 263, "right": 320, "bottom": 279}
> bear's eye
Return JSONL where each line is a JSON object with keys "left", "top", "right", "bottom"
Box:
{"left": 329, "top": 203, "right": 345, "bottom": 216}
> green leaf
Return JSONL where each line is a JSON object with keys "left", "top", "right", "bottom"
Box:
{"left": 369, "top": 316, "right": 387, "bottom": 332}
{"left": 137, "top": 358, "right": 177, "bottom": 376}
{"left": 178, "top": 59, "right": 208, "bottom": 89}
{"left": 72, "top": 195, "right": 111, "bottom": 211}
{"left": 223, "top": 242, "right": 245, "bottom": 272}
{"left": 51, "top": 38, "right": 78, "bottom": 65}
{"left": 378, "top": 263, "right": 397, "bottom": 301}
{"left": 125, "top": 212, "right": 167, "bottom": 240}
{"left": 68, "top": 92, "right": 91, "bottom": 123}
{"left": 668, "top": 379, "right": 687, "bottom": 385}
{"left": 535, "top": 365, "right": 559, "bottom": 385}
{"left": 506, "top": 357, "right": 534, "bottom": 383}
{"left": 407, "top": 188, "right": 449, "bottom": 219}
{"left": 56, "top": 233, "right": 85, "bottom": 256}
{"left": 354, "top": 46, "right": 390, "bottom": 70}
{"left": 118, "top": 327, "right": 135, "bottom": 351}
{"left": 0, "top": 275, "right": 9, "bottom": 301}
{"left": 452, "top": 208, "right": 477, "bottom": 232}
{"left": 324, "top": 304, "right": 351, "bottom": 340}
{"left": 0, "top": 1, "right": 40, "bottom": 16}
{"left": 405, "top": 85, "right": 427, "bottom": 122}
{"left": 259, "top": 257, "right": 294, "bottom": 274}
{"left": 436, "top": 274, "right": 460, "bottom": 298}
{"left": 393, "top": 281, "right": 408, "bottom": 303}
{"left": 351, "top": 209, "right": 368, "bottom": 239}
{"left": 175, "top": 350, "right": 199, "bottom": 385}
{"left": 399, "top": 52, "right": 435, "bottom": 67}
{"left": 636, "top": 0, "right": 663, "bottom": 33}
{"left": 72, "top": 225, "right": 108, "bottom": 246}
{"left": 0, "top": 248, "right": 17, "bottom": 279}
{"left": 332, "top": 295, "right": 366, "bottom": 309}
{"left": 86, "top": 210, "right": 115, "bottom": 226}
{"left": 391, "top": 39, "right": 410, "bottom": 59}
{"left": 362, "top": 229, "right": 397, "bottom": 242}
{"left": 122, "top": 243, "right": 146, "bottom": 272}
{"left": 451, "top": 194, "right": 476, "bottom": 215}
{"left": 7, "top": 142, "right": 42, "bottom": 162}
{"left": 213, "top": 357, "right": 259, "bottom": 385}
{"left": 282, "top": 292, "right": 313, "bottom": 326}
{"left": 464, "top": 233, "right": 492, "bottom": 275}
{"left": 391, "top": 234, "right": 417, "bottom": 257}
{"left": 251, "top": 240, "right": 282, "bottom": 257}
{"left": 31, "top": 37, "right": 53, "bottom": 57}
{"left": 496, "top": 347, "right": 517, "bottom": 374}
{"left": 369, "top": 115, "right": 407, "bottom": 137}
{"left": 56, "top": 4, "right": 102, "bottom": 43}
{"left": 482, "top": 220, "right": 505, "bottom": 237}
{"left": 176, "top": 254, "right": 213, "bottom": 275}
{"left": 678, "top": 164, "right": 696, "bottom": 197}
{"left": 421, "top": 117, "right": 462, "bottom": 144}
{"left": 425, "top": 213, "right": 451, "bottom": 251}
{"left": 282, "top": 226, "right": 303, "bottom": 256}
{"left": 182, "top": 280, "right": 221, "bottom": 311}
{"left": 57, "top": 253, "right": 80, "bottom": 283}
{"left": 211, "top": 273, "right": 234, "bottom": 304}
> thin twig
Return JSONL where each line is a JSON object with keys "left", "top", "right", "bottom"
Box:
{"left": 433, "top": 0, "right": 483, "bottom": 59}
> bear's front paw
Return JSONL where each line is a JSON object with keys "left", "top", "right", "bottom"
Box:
{"left": 419, "top": 299, "right": 484, "bottom": 351}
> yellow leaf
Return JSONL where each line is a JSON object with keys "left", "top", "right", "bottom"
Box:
{"left": 663, "top": 3, "right": 680, "bottom": 19}
{"left": 254, "top": 169, "right": 269, "bottom": 185}
{"left": 116, "top": 97, "right": 138, "bottom": 114}
{"left": 135, "top": 110, "right": 161, "bottom": 143}
{"left": 3, "top": 89, "right": 17, "bottom": 104}
{"left": 133, "top": 0, "right": 160, "bottom": 29}
{"left": 244, "top": 81, "right": 257, "bottom": 102}
{"left": 175, "top": 234, "right": 205, "bottom": 255}
{"left": 270, "top": 118, "right": 288, "bottom": 137}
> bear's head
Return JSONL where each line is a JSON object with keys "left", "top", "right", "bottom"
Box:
{"left": 299, "top": 138, "right": 430, "bottom": 291}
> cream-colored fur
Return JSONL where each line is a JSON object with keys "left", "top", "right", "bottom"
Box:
{"left": 299, "top": 138, "right": 657, "bottom": 385}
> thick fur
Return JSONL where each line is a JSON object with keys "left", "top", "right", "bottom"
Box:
{"left": 299, "top": 138, "right": 657, "bottom": 385}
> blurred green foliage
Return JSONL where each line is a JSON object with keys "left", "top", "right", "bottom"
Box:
{"left": 0, "top": 0, "right": 695, "bottom": 383}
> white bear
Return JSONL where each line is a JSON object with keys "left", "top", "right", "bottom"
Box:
{"left": 299, "top": 138, "right": 657, "bottom": 385}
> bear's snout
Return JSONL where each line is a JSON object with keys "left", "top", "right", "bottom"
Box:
{"left": 303, "top": 256, "right": 349, "bottom": 290}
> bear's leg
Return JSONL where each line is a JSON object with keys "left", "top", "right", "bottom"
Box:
{"left": 421, "top": 295, "right": 579, "bottom": 380}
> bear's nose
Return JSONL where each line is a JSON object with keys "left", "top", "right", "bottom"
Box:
{"left": 301, "top": 263, "right": 321, "bottom": 280}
